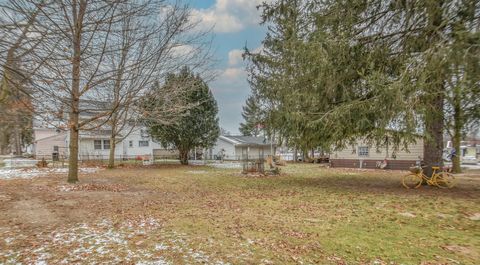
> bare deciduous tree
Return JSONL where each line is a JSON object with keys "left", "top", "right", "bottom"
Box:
{"left": 99, "top": 1, "right": 213, "bottom": 168}
{"left": 1, "top": 0, "right": 214, "bottom": 182}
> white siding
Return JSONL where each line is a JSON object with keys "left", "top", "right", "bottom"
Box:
{"left": 332, "top": 138, "right": 424, "bottom": 161}
{"left": 121, "top": 128, "right": 162, "bottom": 157}
{"left": 34, "top": 128, "right": 59, "bottom": 141}
{"left": 211, "top": 138, "right": 236, "bottom": 159}
{"left": 235, "top": 146, "right": 272, "bottom": 159}
{"left": 34, "top": 134, "right": 68, "bottom": 158}
{"left": 78, "top": 139, "right": 124, "bottom": 159}
{"left": 210, "top": 138, "right": 274, "bottom": 161}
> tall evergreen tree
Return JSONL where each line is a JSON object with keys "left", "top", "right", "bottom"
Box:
{"left": 245, "top": 0, "right": 480, "bottom": 174}
{"left": 239, "top": 95, "right": 264, "bottom": 137}
{"left": 142, "top": 68, "right": 220, "bottom": 165}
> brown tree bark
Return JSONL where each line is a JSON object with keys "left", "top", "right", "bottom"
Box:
{"left": 67, "top": 111, "right": 79, "bottom": 183}
{"left": 422, "top": 0, "right": 446, "bottom": 178}
{"left": 423, "top": 91, "right": 445, "bottom": 178}
{"left": 68, "top": 0, "right": 86, "bottom": 183}
{"left": 451, "top": 83, "right": 462, "bottom": 173}
{"left": 179, "top": 148, "right": 189, "bottom": 165}
{"left": 107, "top": 137, "right": 116, "bottom": 169}
{"left": 451, "top": 131, "right": 461, "bottom": 173}
{"left": 13, "top": 122, "right": 21, "bottom": 156}
{"left": 107, "top": 119, "right": 117, "bottom": 169}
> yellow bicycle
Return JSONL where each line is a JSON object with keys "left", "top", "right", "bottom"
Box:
{"left": 402, "top": 166, "right": 455, "bottom": 189}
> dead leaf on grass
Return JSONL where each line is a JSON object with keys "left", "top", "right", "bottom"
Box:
{"left": 467, "top": 213, "right": 480, "bottom": 221}
{"left": 442, "top": 245, "right": 477, "bottom": 256}
{"left": 56, "top": 183, "right": 128, "bottom": 192}
{"left": 398, "top": 212, "right": 416, "bottom": 218}
{"left": 327, "top": 255, "right": 346, "bottom": 265}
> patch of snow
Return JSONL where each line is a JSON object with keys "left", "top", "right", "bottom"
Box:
{"left": 399, "top": 212, "right": 416, "bottom": 218}
{"left": 189, "top": 160, "right": 242, "bottom": 169}
{"left": 187, "top": 170, "right": 208, "bottom": 174}
{"left": 155, "top": 243, "right": 169, "bottom": 251}
{"left": 0, "top": 167, "right": 100, "bottom": 180}
{"left": 0, "top": 216, "right": 237, "bottom": 264}
{"left": 56, "top": 185, "right": 73, "bottom": 192}
{"left": 136, "top": 258, "right": 171, "bottom": 265}
{"left": 4, "top": 237, "right": 14, "bottom": 244}
{"left": 208, "top": 162, "right": 242, "bottom": 169}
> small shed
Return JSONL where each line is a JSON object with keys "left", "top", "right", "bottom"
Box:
{"left": 210, "top": 135, "right": 275, "bottom": 161}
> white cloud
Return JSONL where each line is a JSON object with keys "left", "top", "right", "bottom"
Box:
{"left": 210, "top": 66, "right": 250, "bottom": 133}
{"left": 191, "top": 0, "right": 274, "bottom": 33}
{"left": 171, "top": 44, "right": 195, "bottom": 57}
{"left": 228, "top": 49, "right": 243, "bottom": 66}
{"left": 221, "top": 67, "right": 246, "bottom": 80}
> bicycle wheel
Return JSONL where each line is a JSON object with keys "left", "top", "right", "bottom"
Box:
{"left": 402, "top": 173, "right": 422, "bottom": 189}
{"left": 434, "top": 172, "right": 456, "bottom": 188}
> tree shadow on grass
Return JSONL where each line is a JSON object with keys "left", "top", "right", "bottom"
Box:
{"left": 272, "top": 173, "right": 480, "bottom": 200}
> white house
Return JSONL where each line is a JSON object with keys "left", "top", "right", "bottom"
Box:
{"left": 76, "top": 127, "right": 165, "bottom": 160}
{"left": 32, "top": 128, "right": 68, "bottom": 159}
{"left": 330, "top": 138, "right": 424, "bottom": 170}
{"left": 209, "top": 135, "right": 275, "bottom": 160}
{"left": 32, "top": 126, "right": 166, "bottom": 160}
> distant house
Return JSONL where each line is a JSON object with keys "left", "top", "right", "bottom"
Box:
{"left": 209, "top": 135, "right": 275, "bottom": 160}
{"left": 32, "top": 99, "right": 172, "bottom": 160}
{"left": 330, "top": 138, "right": 424, "bottom": 170}
{"left": 32, "top": 126, "right": 167, "bottom": 160}
{"left": 445, "top": 140, "right": 478, "bottom": 164}
{"left": 33, "top": 128, "right": 68, "bottom": 159}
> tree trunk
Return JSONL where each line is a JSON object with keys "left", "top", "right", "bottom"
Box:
{"left": 423, "top": 92, "right": 444, "bottom": 178}
{"left": 451, "top": 83, "right": 462, "bottom": 173}
{"left": 107, "top": 120, "right": 117, "bottom": 169}
{"left": 67, "top": 111, "right": 79, "bottom": 183}
{"left": 13, "top": 122, "right": 22, "bottom": 156}
{"left": 422, "top": 1, "right": 446, "bottom": 179}
{"left": 293, "top": 146, "right": 297, "bottom": 162}
{"left": 68, "top": 1, "right": 84, "bottom": 183}
{"left": 452, "top": 131, "right": 461, "bottom": 173}
{"left": 179, "top": 148, "right": 189, "bottom": 165}
{"left": 107, "top": 137, "right": 116, "bottom": 169}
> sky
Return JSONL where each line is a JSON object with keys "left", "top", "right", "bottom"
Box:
{"left": 185, "top": 0, "right": 270, "bottom": 134}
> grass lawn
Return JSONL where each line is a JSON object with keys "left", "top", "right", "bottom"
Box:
{"left": 0, "top": 164, "right": 479, "bottom": 264}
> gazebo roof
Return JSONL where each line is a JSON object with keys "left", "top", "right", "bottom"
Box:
{"left": 219, "top": 135, "right": 274, "bottom": 147}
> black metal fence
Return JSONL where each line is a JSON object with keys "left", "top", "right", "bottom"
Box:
{"left": 31, "top": 154, "right": 183, "bottom": 167}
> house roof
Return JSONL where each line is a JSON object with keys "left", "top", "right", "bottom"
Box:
{"left": 79, "top": 129, "right": 123, "bottom": 139}
{"left": 219, "top": 135, "right": 275, "bottom": 146}
{"left": 34, "top": 132, "right": 68, "bottom": 143}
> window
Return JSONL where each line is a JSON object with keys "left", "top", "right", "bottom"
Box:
{"left": 358, "top": 146, "right": 369, "bottom": 157}
{"left": 140, "top": 129, "right": 149, "bottom": 138}
{"left": 94, "top": 140, "right": 102, "bottom": 150}
{"left": 129, "top": 141, "right": 133, "bottom": 148}
{"left": 139, "top": 140, "right": 149, "bottom": 147}
{"left": 53, "top": 146, "right": 59, "bottom": 152}
{"left": 103, "top": 140, "right": 110, "bottom": 150}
